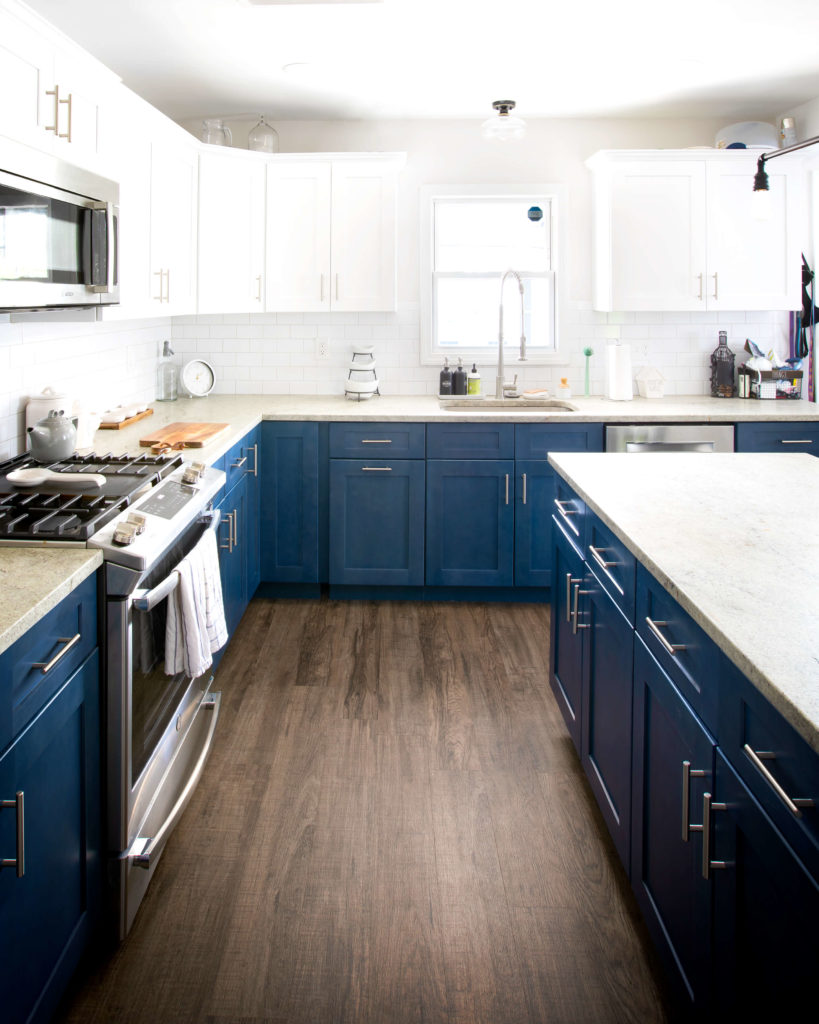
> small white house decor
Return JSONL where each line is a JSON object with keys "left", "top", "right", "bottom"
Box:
{"left": 636, "top": 366, "right": 665, "bottom": 399}
{"left": 345, "top": 345, "right": 380, "bottom": 401}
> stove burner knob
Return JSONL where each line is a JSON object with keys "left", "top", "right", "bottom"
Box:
{"left": 112, "top": 521, "right": 139, "bottom": 546}
{"left": 125, "top": 511, "right": 147, "bottom": 534}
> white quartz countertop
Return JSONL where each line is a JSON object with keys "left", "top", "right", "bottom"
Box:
{"left": 86, "top": 393, "right": 819, "bottom": 467}
{"left": 0, "top": 547, "right": 102, "bottom": 657}
{"left": 547, "top": 451, "right": 819, "bottom": 753}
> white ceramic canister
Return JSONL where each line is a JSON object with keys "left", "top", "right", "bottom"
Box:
{"left": 26, "top": 386, "right": 73, "bottom": 439}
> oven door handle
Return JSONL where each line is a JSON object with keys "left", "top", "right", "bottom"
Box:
{"left": 132, "top": 510, "right": 220, "bottom": 612}
{"left": 125, "top": 690, "right": 221, "bottom": 870}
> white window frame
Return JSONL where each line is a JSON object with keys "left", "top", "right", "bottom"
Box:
{"left": 419, "top": 182, "right": 568, "bottom": 366}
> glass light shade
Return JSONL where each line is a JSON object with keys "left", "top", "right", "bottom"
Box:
{"left": 751, "top": 186, "right": 772, "bottom": 221}
{"left": 248, "top": 115, "right": 279, "bottom": 153}
{"left": 481, "top": 110, "right": 526, "bottom": 141}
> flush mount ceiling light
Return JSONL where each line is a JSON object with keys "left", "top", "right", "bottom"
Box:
{"left": 481, "top": 101, "right": 526, "bottom": 142}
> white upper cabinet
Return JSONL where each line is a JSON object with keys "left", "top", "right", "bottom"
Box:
{"left": 266, "top": 155, "right": 403, "bottom": 312}
{"left": 198, "top": 149, "right": 266, "bottom": 314}
{"left": 150, "top": 136, "right": 199, "bottom": 315}
{"left": 0, "top": 0, "right": 115, "bottom": 168}
{"left": 587, "top": 150, "right": 802, "bottom": 312}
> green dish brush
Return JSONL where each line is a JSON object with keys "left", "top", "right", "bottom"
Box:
{"left": 583, "top": 346, "right": 594, "bottom": 397}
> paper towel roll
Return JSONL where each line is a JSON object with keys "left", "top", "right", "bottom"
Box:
{"left": 606, "top": 343, "right": 633, "bottom": 401}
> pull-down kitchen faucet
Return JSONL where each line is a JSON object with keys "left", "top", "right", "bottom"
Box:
{"left": 496, "top": 269, "right": 527, "bottom": 398}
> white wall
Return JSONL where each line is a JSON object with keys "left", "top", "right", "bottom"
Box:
{"left": 175, "top": 116, "right": 788, "bottom": 399}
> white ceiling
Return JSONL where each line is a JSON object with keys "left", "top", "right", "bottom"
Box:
{"left": 23, "top": 0, "right": 819, "bottom": 123}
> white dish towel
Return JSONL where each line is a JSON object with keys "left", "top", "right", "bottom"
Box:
{"left": 165, "top": 526, "right": 228, "bottom": 678}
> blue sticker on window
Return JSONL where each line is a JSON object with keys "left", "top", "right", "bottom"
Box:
{"left": 528, "top": 206, "right": 543, "bottom": 222}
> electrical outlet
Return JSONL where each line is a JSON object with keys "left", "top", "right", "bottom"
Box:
{"left": 632, "top": 342, "right": 649, "bottom": 365}
{"left": 317, "top": 340, "right": 329, "bottom": 360}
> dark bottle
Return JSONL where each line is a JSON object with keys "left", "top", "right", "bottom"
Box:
{"left": 710, "top": 331, "right": 736, "bottom": 398}
{"left": 439, "top": 357, "right": 453, "bottom": 395}
{"left": 452, "top": 357, "right": 467, "bottom": 395}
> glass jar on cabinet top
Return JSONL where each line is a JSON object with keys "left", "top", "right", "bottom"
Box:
{"left": 248, "top": 115, "right": 279, "bottom": 153}
{"left": 200, "top": 118, "right": 232, "bottom": 146}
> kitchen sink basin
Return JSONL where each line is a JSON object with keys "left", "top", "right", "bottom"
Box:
{"left": 438, "top": 397, "right": 578, "bottom": 411}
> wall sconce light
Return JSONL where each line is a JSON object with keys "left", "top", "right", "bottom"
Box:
{"left": 481, "top": 100, "right": 526, "bottom": 141}
{"left": 753, "top": 133, "right": 819, "bottom": 218}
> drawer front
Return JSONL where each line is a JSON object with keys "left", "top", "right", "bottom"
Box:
{"left": 735, "top": 421, "right": 819, "bottom": 456}
{"left": 586, "top": 513, "right": 636, "bottom": 624}
{"left": 635, "top": 565, "right": 718, "bottom": 733}
{"left": 553, "top": 476, "right": 587, "bottom": 557}
{"left": 426, "top": 422, "right": 514, "bottom": 460}
{"left": 0, "top": 573, "right": 98, "bottom": 752}
{"left": 329, "top": 422, "right": 425, "bottom": 459}
{"left": 719, "top": 660, "right": 819, "bottom": 876}
{"left": 515, "top": 422, "right": 604, "bottom": 459}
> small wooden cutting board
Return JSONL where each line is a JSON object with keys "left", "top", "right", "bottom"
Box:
{"left": 138, "top": 422, "right": 230, "bottom": 449}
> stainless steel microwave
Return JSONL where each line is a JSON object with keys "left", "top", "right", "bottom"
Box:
{"left": 0, "top": 136, "right": 119, "bottom": 311}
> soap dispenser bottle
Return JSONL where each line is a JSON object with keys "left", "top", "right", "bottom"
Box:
{"left": 157, "top": 340, "right": 178, "bottom": 402}
{"left": 439, "top": 357, "right": 453, "bottom": 395}
{"left": 452, "top": 358, "right": 467, "bottom": 396}
{"left": 467, "top": 363, "right": 481, "bottom": 395}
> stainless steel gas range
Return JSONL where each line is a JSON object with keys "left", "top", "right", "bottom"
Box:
{"left": 0, "top": 450, "right": 227, "bottom": 938}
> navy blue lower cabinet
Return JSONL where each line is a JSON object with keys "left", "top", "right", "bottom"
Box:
{"left": 260, "top": 422, "right": 319, "bottom": 583}
{"left": 329, "top": 459, "right": 425, "bottom": 586}
{"left": 242, "top": 425, "right": 261, "bottom": 599}
{"left": 0, "top": 650, "right": 101, "bottom": 1024}
{"left": 514, "top": 460, "right": 554, "bottom": 586}
{"left": 711, "top": 750, "right": 819, "bottom": 1020}
{"left": 426, "top": 459, "right": 514, "bottom": 587}
{"left": 631, "top": 635, "right": 715, "bottom": 1013}
{"left": 549, "top": 519, "right": 585, "bottom": 752}
{"left": 581, "top": 567, "right": 634, "bottom": 867}
{"left": 735, "top": 420, "right": 819, "bottom": 455}
{"left": 217, "top": 474, "right": 247, "bottom": 637}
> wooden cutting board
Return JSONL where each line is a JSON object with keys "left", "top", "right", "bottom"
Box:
{"left": 138, "top": 422, "right": 230, "bottom": 449}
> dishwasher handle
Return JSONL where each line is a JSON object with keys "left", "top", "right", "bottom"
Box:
{"left": 625, "top": 441, "right": 716, "bottom": 453}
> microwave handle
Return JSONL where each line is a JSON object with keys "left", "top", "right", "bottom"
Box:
{"left": 85, "top": 202, "right": 117, "bottom": 293}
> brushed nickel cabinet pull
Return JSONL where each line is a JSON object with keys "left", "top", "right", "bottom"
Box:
{"left": 522, "top": 473, "right": 527, "bottom": 505}
{"left": 255, "top": 275, "right": 262, "bottom": 302}
{"left": 58, "top": 92, "right": 72, "bottom": 141}
{"left": 164, "top": 268, "right": 170, "bottom": 303}
{"left": 779, "top": 439, "right": 813, "bottom": 445}
{"left": 645, "top": 617, "right": 687, "bottom": 656}
{"left": 231, "top": 456, "right": 247, "bottom": 470}
{"left": 554, "top": 498, "right": 580, "bottom": 537}
{"left": 505, "top": 474, "right": 510, "bottom": 505}
{"left": 713, "top": 272, "right": 719, "bottom": 300}
{"left": 588, "top": 545, "right": 624, "bottom": 596}
{"left": 245, "top": 444, "right": 258, "bottom": 477}
{"left": 361, "top": 466, "right": 392, "bottom": 471}
{"left": 361, "top": 439, "right": 392, "bottom": 444}
{"left": 565, "top": 573, "right": 582, "bottom": 622}
{"left": 232, "top": 507, "right": 239, "bottom": 548}
{"left": 571, "top": 583, "right": 591, "bottom": 634}
{"left": 45, "top": 85, "right": 60, "bottom": 133}
{"left": 320, "top": 273, "right": 324, "bottom": 302}
{"left": 682, "top": 760, "right": 707, "bottom": 842}
{"left": 702, "top": 792, "right": 729, "bottom": 880}
{"left": 1, "top": 791, "right": 25, "bottom": 877}
{"left": 32, "top": 633, "right": 81, "bottom": 674}
{"left": 742, "top": 744, "right": 815, "bottom": 817}
{"left": 697, "top": 272, "right": 703, "bottom": 301}
{"left": 335, "top": 273, "right": 339, "bottom": 301}
{"left": 220, "top": 512, "right": 234, "bottom": 553}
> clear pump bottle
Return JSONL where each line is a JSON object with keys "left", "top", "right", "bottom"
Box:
{"left": 157, "top": 340, "right": 178, "bottom": 402}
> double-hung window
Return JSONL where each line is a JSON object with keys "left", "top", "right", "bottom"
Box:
{"left": 420, "top": 184, "right": 560, "bottom": 363}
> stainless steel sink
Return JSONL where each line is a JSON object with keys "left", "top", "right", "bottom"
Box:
{"left": 438, "top": 397, "right": 578, "bottom": 411}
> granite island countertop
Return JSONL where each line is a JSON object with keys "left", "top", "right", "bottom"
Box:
{"left": 547, "top": 451, "right": 819, "bottom": 753}
{"left": 86, "top": 393, "right": 819, "bottom": 467}
{"left": 0, "top": 547, "right": 102, "bottom": 657}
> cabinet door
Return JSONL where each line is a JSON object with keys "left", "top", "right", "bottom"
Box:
{"left": 735, "top": 420, "right": 819, "bottom": 456}
{"left": 514, "top": 459, "right": 553, "bottom": 587}
{"left": 0, "top": 651, "right": 100, "bottom": 1024}
{"left": 198, "top": 152, "right": 266, "bottom": 313}
{"left": 581, "top": 568, "right": 634, "bottom": 867}
{"left": 242, "top": 427, "right": 262, "bottom": 599}
{"left": 0, "top": 8, "right": 51, "bottom": 150}
{"left": 266, "top": 161, "right": 331, "bottom": 312}
{"left": 330, "top": 159, "right": 398, "bottom": 312}
{"left": 49, "top": 46, "right": 104, "bottom": 169}
{"left": 550, "top": 520, "right": 585, "bottom": 752}
{"left": 706, "top": 158, "right": 800, "bottom": 311}
{"left": 217, "top": 477, "right": 247, "bottom": 638}
{"left": 594, "top": 160, "right": 706, "bottom": 311}
{"left": 631, "top": 636, "right": 715, "bottom": 1012}
{"left": 329, "top": 459, "right": 425, "bottom": 586}
{"left": 150, "top": 139, "right": 198, "bottom": 314}
{"left": 711, "top": 751, "right": 819, "bottom": 1019}
{"left": 260, "top": 422, "right": 320, "bottom": 583}
{"left": 425, "top": 459, "right": 514, "bottom": 587}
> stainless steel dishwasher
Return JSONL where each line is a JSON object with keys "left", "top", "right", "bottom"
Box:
{"left": 605, "top": 423, "right": 735, "bottom": 453}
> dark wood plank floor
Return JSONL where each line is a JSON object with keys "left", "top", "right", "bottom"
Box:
{"left": 57, "top": 599, "right": 670, "bottom": 1024}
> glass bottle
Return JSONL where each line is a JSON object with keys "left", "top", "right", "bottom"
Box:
{"left": 200, "top": 118, "right": 232, "bottom": 146}
{"left": 157, "top": 340, "right": 178, "bottom": 402}
{"left": 248, "top": 115, "right": 279, "bottom": 154}
{"left": 710, "top": 331, "right": 735, "bottom": 398}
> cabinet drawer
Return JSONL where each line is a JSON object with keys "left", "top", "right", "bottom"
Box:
{"left": 426, "top": 423, "right": 514, "bottom": 460}
{"left": 587, "top": 513, "right": 636, "bottom": 624}
{"left": 329, "top": 422, "right": 425, "bottom": 459}
{"left": 553, "top": 477, "right": 587, "bottom": 557}
{"left": 0, "top": 573, "right": 97, "bottom": 752}
{"left": 719, "top": 660, "right": 819, "bottom": 876}
{"left": 515, "top": 422, "right": 604, "bottom": 459}
{"left": 735, "top": 421, "right": 819, "bottom": 455}
{"left": 635, "top": 565, "right": 718, "bottom": 733}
